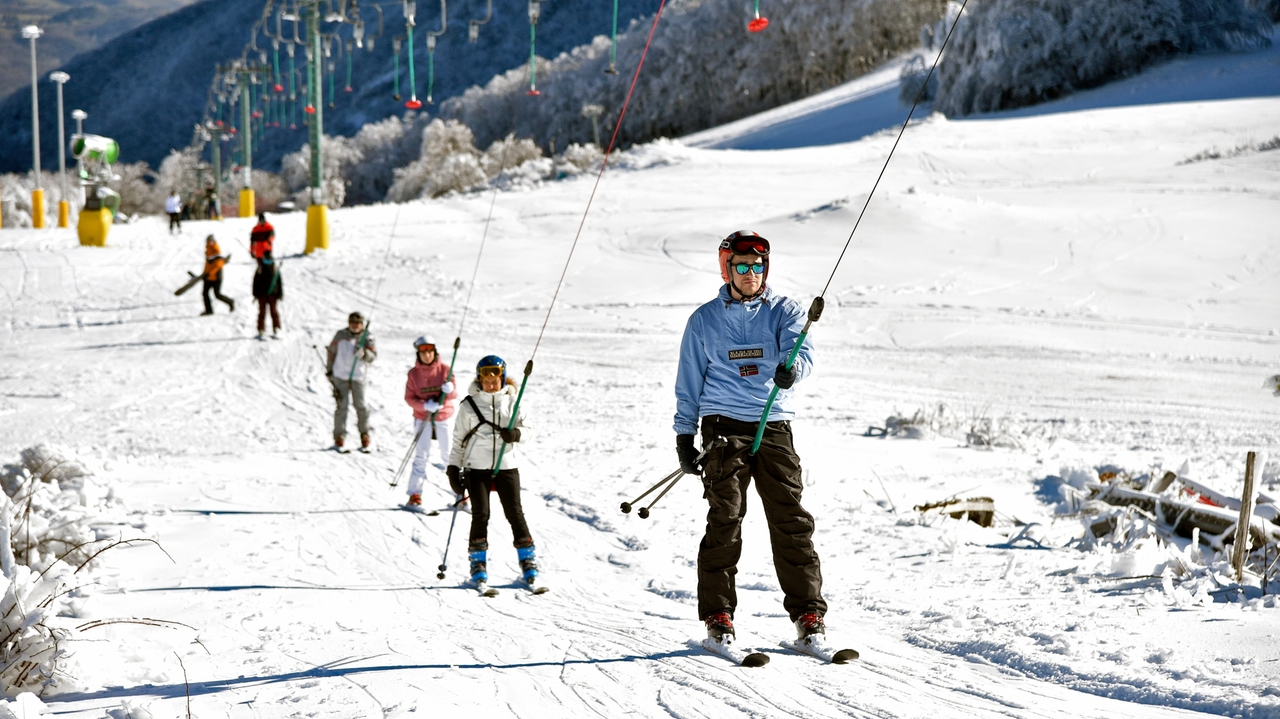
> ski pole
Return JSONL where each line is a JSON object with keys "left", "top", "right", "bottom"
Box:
{"left": 436, "top": 491, "right": 469, "bottom": 580}
{"left": 312, "top": 344, "right": 339, "bottom": 401}
{"left": 390, "top": 420, "right": 428, "bottom": 488}
{"left": 620, "top": 438, "right": 723, "bottom": 518}
{"left": 749, "top": 298, "right": 822, "bottom": 455}
{"left": 619, "top": 467, "right": 682, "bottom": 515}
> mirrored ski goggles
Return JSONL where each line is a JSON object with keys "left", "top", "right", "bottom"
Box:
{"left": 733, "top": 262, "right": 765, "bottom": 276}
{"left": 477, "top": 365, "right": 505, "bottom": 378}
{"left": 724, "top": 237, "right": 770, "bottom": 256}
{"left": 416, "top": 344, "right": 437, "bottom": 352}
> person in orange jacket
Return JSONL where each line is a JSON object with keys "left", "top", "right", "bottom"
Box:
{"left": 201, "top": 235, "right": 235, "bottom": 316}
{"left": 249, "top": 213, "right": 275, "bottom": 260}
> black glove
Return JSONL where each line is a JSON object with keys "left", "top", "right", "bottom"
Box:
{"left": 499, "top": 427, "right": 522, "bottom": 444}
{"left": 446, "top": 465, "right": 464, "bottom": 495}
{"left": 774, "top": 362, "right": 797, "bottom": 389}
{"left": 676, "top": 434, "right": 701, "bottom": 475}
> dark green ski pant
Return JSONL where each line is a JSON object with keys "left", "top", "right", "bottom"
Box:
{"left": 697, "top": 414, "right": 827, "bottom": 623}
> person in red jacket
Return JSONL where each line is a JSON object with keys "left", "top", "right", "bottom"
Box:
{"left": 249, "top": 213, "right": 275, "bottom": 260}
{"left": 403, "top": 335, "right": 457, "bottom": 507}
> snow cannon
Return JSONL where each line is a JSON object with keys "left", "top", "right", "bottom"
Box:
{"left": 71, "top": 134, "right": 121, "bottom": 247}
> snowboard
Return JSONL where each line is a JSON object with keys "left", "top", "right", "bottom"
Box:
{"left": 174, "top": 272, "right": 201, "bottom": 296}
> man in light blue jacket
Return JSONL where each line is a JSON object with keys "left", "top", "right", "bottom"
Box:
{"left": 674, "top": 230, "right": 828, "bottom": 645}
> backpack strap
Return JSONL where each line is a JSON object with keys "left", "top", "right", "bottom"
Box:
{"left": 459, "top": 395, "right": 501, "bottom": 449}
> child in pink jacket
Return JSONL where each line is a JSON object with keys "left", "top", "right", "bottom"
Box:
{"left": 403, "top": 336, "right": 458, "bottom": 507}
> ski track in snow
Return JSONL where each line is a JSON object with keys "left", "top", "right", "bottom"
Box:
{"left": 2, "top": 44, "right": 1280, "bottom": 719}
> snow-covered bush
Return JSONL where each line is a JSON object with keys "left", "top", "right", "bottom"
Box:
{"left": 280, "top": 135, "right": 363, "bottom": 208}
{"left": 933, "top": 0, "right": 1273, "bottom": 117}
{"left": 482, "top": 134, "right": 545, "bottom": 177}
{"left": 442, "top": 0, "right": 944, "bottom": 151}
{"left": 0, "top": 172, "right": 84, "bottom": 229}
{"left": 0, "top": 446, "right": 111, "bottom": 575}
{"left": 873, "top": 403, "right": 1054, "bottom": 449}
{"left": 387, "top": 119, "right": 489, "bottom": 201}
{"left": 0, "top": 499, "right": 74, "bottom": 696}
{"left": 556, "top": 143, "right": 604, "bottom": 175}
{"left": 280, "top": 114, "right": 431, "bottom": 207}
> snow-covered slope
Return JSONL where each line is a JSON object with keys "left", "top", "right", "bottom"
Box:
{"left": 0, "top": 36, "right": 1278, "bottom": 718}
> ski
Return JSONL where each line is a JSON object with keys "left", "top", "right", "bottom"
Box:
{"left": 522, "top": 578, "right": 550, "bottom": 595}
{"left": 358, "top": 446, "right": 373, "bottom": 454}
{"left": 330, "top": 445, "right": 350, "bottom": 454}
{"left": 700, "top": 636, "right": 770, "bottom": 667}
{"left": 401, "top": 504, "right": 439, "bottom": 516}
{"left": 475, "top": 582, "right": 499, "bottom": 598}
{"left": 779, "top": 635, "right": 858, "bottom": 664}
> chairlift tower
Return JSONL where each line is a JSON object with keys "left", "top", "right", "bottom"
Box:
{"left": 218, "top": 62, "right": 267, "bottom": 217}
{"left": 303, "top": 0, "right": 329, "bottom": 253}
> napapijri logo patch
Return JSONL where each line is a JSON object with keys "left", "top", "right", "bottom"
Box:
{"left": 728, "top": 348, "right": 764, "bottom": 361}
{"left": 739, "top": 365, "right": 759, "bottom": 377}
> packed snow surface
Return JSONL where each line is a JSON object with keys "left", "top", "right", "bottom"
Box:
{"left": 0, "top": 39, "right": 1278, "bottom": 719}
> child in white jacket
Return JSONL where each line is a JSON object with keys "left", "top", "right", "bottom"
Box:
{"left": 446, "top": 354, "right": 539, "bottom": 589}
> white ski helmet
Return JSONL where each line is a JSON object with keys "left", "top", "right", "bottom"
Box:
{"left": 413, "top": 335, "right": 438, "bottom": 350}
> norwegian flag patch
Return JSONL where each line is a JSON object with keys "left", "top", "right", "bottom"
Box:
{"left": 738, "top": 364, "right": 759, "bottom": 377}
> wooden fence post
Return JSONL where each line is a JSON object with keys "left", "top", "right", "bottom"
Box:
{"left": 1232, "top": 452, "right": 1257, "bottom": 583}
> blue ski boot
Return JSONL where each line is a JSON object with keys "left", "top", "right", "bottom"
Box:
{"left": 469, "top": 549, "right": 488, "bottom": 584}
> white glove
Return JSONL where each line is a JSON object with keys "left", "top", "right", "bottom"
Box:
{"left": 424, "top": 399, "right": 442, "bottom": 413}
{"left": 441, "top": 381, "right": 454, "bottom": 394}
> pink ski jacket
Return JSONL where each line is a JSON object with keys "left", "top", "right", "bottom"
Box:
{"left": 405, "top": 359, "right": 457, "bottom": 421}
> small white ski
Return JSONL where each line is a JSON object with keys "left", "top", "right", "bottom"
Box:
{"left": 401, "top": 504, "right": 439, "bottom": 516}
{"left": 700, "top": 636, "right": 770, "bottom": 667}
{"left": 475, "top": 582, "right": 499, "bottom": 598}
{"left": 779, "top": 635, "right": 858, "bottom": 664}
{"left": 330, "top": 445, "right": 350, "bottom": 455}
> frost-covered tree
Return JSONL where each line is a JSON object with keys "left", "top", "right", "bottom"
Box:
{"left": 441, "top": 0, "right": 946, "bottom": 151}
{"left": 932, "top": 0, "right": 1273, "bottom": 116}
{"left": 108, "top": 163, "right": 162, "bottom": 217}
{"left": 0, "top": 172, "right": 83, "bottom": 228}
{"left": 280, "top": 135, "right": 364, "bottom": 208}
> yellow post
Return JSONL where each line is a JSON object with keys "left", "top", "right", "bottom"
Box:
{"left": 239, "top": 188, "right": 255, "bottom": 218}
{"left": 57, "top": 200, "right": 69, "bottom": 228}
{"left": 305, "top": 203, "right": 329, "bottom": 254}
{"left": 76, "top": 207, "right": 111, "bottom": 246}
{"left": 31, "top": 188, "right": 45, "bottom": 228}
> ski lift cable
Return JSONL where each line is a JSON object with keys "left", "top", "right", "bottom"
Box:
{"left": 489, "top": 0, "right": 672, "bottom": 474}
{"left": 746, "top": 0, "right": 970, "bottom": 455}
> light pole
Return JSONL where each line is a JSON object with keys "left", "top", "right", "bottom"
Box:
{"left": 70, "top": 110, "right": 87, "bottom": 205}
{"left": 22, "top": 25, "right": 45, "bottom": 229}
{"left": 50, "top": 71, "right": 70, "bottom": 228}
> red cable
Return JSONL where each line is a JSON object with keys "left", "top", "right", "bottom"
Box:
{"left": 532, "top": 0, "right": 670, "bottom": 357}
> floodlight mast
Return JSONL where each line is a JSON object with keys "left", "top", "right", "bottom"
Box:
{"left": 50, "top": 71, "right": 71, "bottom": 227}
